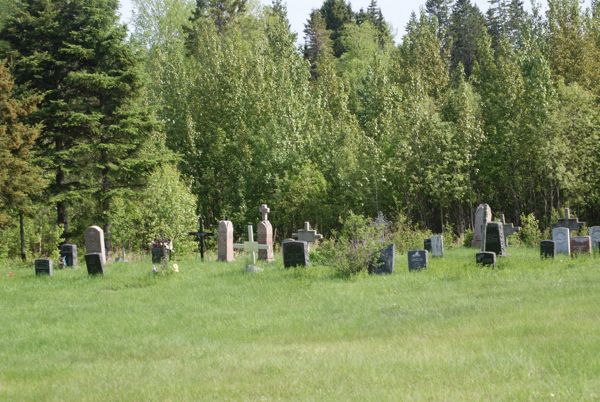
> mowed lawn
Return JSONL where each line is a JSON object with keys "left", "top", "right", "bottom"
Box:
{"left": 1, "top": 248, "right": 600, "bottom": 401}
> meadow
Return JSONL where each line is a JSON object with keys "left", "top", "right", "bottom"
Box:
{"left": 1, "top": 247, "right": 600, "bottom": 401}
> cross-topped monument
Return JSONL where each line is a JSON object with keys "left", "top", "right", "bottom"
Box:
{"left": 259, "top": 204, "right": 270, "bottom": 221}
{"left": 553, "top": 208, "right": 585, "bottom": 233}
{"left": 257, "top": 204, "right": 274, "bottom": 262}
{"left": 292, "top": 222, "right": 323, "bottom": 250}
{"left": 188, "top": 217, "right": 214, "bottom": 261}
{"left": 234, "top": 225, "right": 268, "bottom": 273}
{"left": 500, "top": 214, "right": 521, "bottom": 247}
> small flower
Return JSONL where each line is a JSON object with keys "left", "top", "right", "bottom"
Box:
{"left": 172, "top": 264, "right": 179, "bottom": 273}
{"left": 152, "top": 266, "right": 158, "bottom": 273}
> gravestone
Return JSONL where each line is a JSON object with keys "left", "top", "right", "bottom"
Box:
{"left": 282, "top": 240, "right": 309, "bottom": 268}
{"left": 84, "top": 226, "right": 106, "bottom": 265}
{"left": 424, "top": 238, "right": 432, "bottom": 253}
{"left": 292, "top": 222, "right": 323, "bottom": 251}
{"left": 540, "top": 241, "right": 556, "bottom": 259}
{"left": 217, "top": 220, "right": 234, "bottom": 262}
{"left": 553, "top": 208, "right": 585, "bottom": 233}
{"left": 408, "top": 250, "right": 428, "bottom": 272}
{"left": 151, "top": 242, "right": 170, "bottom": 264}
{"left": 188, "top": 218, "right": 214, "bottom": 261}
{"left": 552, "top": 227, "right": 570, "bottom": 255}
{"left": 484, "top": 222, "right": 506, "bottom": 257}
{"left": 590, "top": 226, "right": 600, "bottom": 252}
{"left": 500, "top": 214, "right": 521, "bottom": 247}
{"left": 34, "top": 259, "right": 53, "bottom": 276}
{"left": 257, "top": 204, "right": 274, "bottom": 262}
{"left": 476, "top": 252, "right": 496, "bottom": 267}
{"left": 430, "top": 235, "right": 444, "bottom": 258}
{"left": 471, "top": 204, "right": 492, "bottom": 248}
{"left": 59, "top": 244, "right": 78, "bottom": 267}
{"left": 85, "top": 253, "right": 104, "bottom": 275}
{"left": 571, "top": 236, "right": 592, "bottom": 255}
{"left": 368, "top": 244, "right": 395, "bottom": 275}
{"left": 234, "top": 225, "right": 268, "bottom": 273}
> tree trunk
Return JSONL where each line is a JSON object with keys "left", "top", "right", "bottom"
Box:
{"left": 19, "top": 210, "right": 26, "bottom": 261}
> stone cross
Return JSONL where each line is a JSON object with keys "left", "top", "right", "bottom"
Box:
{"left": 259, "top": 204, "right": 270, "bottom": 222}
{"left": 292, "top": 222, "right": 323, "bottom": 250}
{"left": 500, "top": 214, "right": 521, "bottom": 247}
{"left": 257, "top": 204, "right": 274, "bottom": 262}
{"left": 188, "top": 217, "right": 214, "bottom": 261}
{"left": 553, "top": 208, "right": 585, "bottom": 233}
{"left": 234, "top": 225, "right": 268, "bottom": 273}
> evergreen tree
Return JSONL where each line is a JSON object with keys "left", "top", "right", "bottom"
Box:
{"left": 449, "top": 0, "right": 487, "bottom": 76}
{"left": 320, "top": 0, "right": 354, "bottom": 57}
{"left": 189, "top": 0, "right": 247, "bottom": 31}
{"left": 304, "top": 10, "right": 332, "bottom": 80}
{"left": 425, "top": 0, "right": 453, "bottom": 42}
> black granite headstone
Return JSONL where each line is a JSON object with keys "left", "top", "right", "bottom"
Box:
{"left": 60, "top": 244, "right": 78, "bottom": 267}
{"left": 540, "top": 240, "right": 555, "bottom": 259}
{"left": 424, "top": 239, "right": 432, "bottom": 253}
{"left": 35, "top": 259, "right": 53, "bottom": 276}
{"left": 476, "top": 252, "right": 497, "bottom": 267}
{"left": 408, "top": 250, "right": 428, "bottom": 272}
{"left": 484, "top": 222, "right": 506, "bottom": 256}
{"left": 282, "top": 240, "right": 309, "bottom": 268}
{"left": 151, "top": 246, "right": 169, "bottom": 264}
{"left": 368, "top": 244, "right": 395, "bottom": 275}
{"left": 85, "top": 253, "right": 104, "bottom": 275}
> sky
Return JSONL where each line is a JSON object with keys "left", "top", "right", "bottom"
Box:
{"left": 118, "top": 0, "right": 592, "bottom": 42}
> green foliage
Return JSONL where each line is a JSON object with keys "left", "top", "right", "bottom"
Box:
{"left": 519, "top": 213, "right": 541, "bottom": 246}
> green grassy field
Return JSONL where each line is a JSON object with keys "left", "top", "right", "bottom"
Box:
{"left": 1, "top": 247, "right": 600, "bottom": 401}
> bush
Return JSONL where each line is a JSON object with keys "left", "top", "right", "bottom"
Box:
{"left": 519, "top": 213, "right": 541, "bottom": 246}
{"left": 390, "top": 213, "right": 431, "bottom": 254}
{"left": 463, "top": 229, "right": 474, "bottom": 247}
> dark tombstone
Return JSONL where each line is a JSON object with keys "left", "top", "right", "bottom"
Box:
{"left": 151, "top": 245, "right": 169, "bottom": 264}
{"left": 408, "top": 250, "right": 428, "bottom": 272}
{"left": 34, "top": 259, "right": 53, "bottom": 276}
{"left": 85, "top": 253, "right": 104, "bottom": 275}
{"left": 282, "top": 240, "right": 309, "bottom": 268}
{"left": 188, "top": 217, "right": 214, "bottom": 261}
{"left": 476, "top": 252, "right": 497, "bottom": 268}
{"left": 59, "top": 244, "right": 78, "bottom": 267}
{"left": 368, "top": 244, "right": 395, "bottom": 275}
{"left": 540, "top": 241, "right": 556, "bottom": 259}
{"left": 484, "top": 222, "right": 506, "bottom": 257}
{"left": 553, "top": 208, "right": 585, "bottom": 233}
{"left": 571, "top": 236, "right": 592, "bottom": 256}
{"left": 424, "top": 238, "right": 432, "bottom": 253}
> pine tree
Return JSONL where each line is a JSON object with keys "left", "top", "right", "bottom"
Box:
{"left": 425, "top": 0, "right": 453, "bottom": 42}
{"left": 0, "top": 62, "right": 46, "bottom": 260}
{"left": 449, "top": 0, "right": 487, "bottom": 76}
{"left": 320, "top": 0, "right": 354, "bottom": 57}
{"left": 1, "top": 0, "right": 160, "bottom": 247}
{"left": 189, "top": 0, "right": 247, "bottom": 31}
{"left": 304, "top": 10, "right": 333, "bottom": 80}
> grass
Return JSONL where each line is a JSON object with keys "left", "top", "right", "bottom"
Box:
{"left": 1, "top": 247, "right": 600, "bottom": 401}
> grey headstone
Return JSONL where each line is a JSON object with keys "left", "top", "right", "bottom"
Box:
{"left": 59, "top": 244, "right": 78, "bottom": 267}
{"left": 430, "top": 235, "right": 444, "bottom": 258}
{"left": 571, "top": 236, "right": 592, "bottom": 255}
{"left": 151, "top": 245, "right": 169, "bottom": 264}
{"left": 553, "top": 208, "right": 585, "bottom": 233}
{"left": 500, "top": 214, "right": 521, "bottom": 248}
{"left": 35, "top": 259, "right": 53, "bottom": 276}
{"left": 218, "top": 220, "right": 234, "bottom": 262}
{"left": 84, "top": 226, "right": 106, "bottom": 265}
{"left": 484, "top": 222, "right": 506, "bottom": 257}
{"left": 476, "top": 252, "right": 497, "bottom": 267}
{"left": 471, "top": 204, "right": 492, "bottom": 248}
{"left": 540, "top": 241, "right": 556, "bottom": 259}
{"left": 368, "top": 244, "right": 395, "bottom": 275}
{"left": 282, "top": 240, "right": 309, "bottom": 268}
{"left": 85, "top": 253, "right": 104, "bottom": 275}
{"left": 552, "top": 227, "right": 570, "bottom": 255}
{"left": 257, "top": 204, "right": 274, "bottom": 262}
{"left": 408, "top": 250, "right": 428, "bottom": 272}
{"left": 590, "top": 226, "right": 600, "bottom": 251}
{"left": 424, "top": 238, "right": 432, "bottom": 252}
{"left": 292, "top": 222, "right": 323, "bottom": 250}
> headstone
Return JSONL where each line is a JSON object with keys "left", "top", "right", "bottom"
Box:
{"left": 424, "top": 238, "right": 432, "bottom": 252}
{"left": 257, "top": 204, "right": 274, "bottom": 262}
{"left": 59, "top": 244, "right": 78, "bottom": 267}
{"left": 282, "top": 240, "right": 309, "bottom": 268}
{"left": 34, "top": 259, "right": 53, "bottom": 276}
{"left": 552, "top": 227, "right": 570, "bottom": 255}
{"left": 84, "top": 226, "right": 106, "bottom": 265}
{"left": 85, "top": 253, "right": 104, "bottom": 275}
{"left": 476, "top": 252, "right": 497, "bottom": 267}
{"left": 218, "top": 220, "right": 234, "bottom": 262}
{"left": 368, "top": 244, "right": 395, "bottom": 275}
{"left": 553, "top": 208, "right": 585, "bottom": 233}
{"left": 500, "top": 214, "right": 521, "bottom": 247}
{"left": 292, "top": 222, "right": 323, "bottom": 250}
{"left": 234, "top": 225, "right": 268, "bottom": 273}
{"left": 540, "top": 241, "right": 556, "bottom": 259}
{"left": 151, "top": 242, "right": 170, "bottom": 264}
{"left": 484, "top": 222, "right": 506, "bottom": 257}
{"left": 408, "top": 250, "right": 428, "bottom": 272}
{"left": 188, "top": 218, "right": 214, "bottom": 261}
{"left": 471, "top": 204, "right": 492, "bottom": 248}
{"left": 571, "top": 236, "right": 592, "bottom": 255}
{"left": 430, "top": 235, "right": 444, "bottom": 258}
{"left": 590, "top": 226, "right": 600, "bottom": 251}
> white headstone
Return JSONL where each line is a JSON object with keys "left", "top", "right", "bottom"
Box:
{"left": 471, "top": 204, "right": 492, "bottom": 248}
{"left": 590, "top": 226, "right": 600, "bottom": 251}
{"left": 218, "top": 220, "right": 234, "bottom": 262}
{"left": 552, "top": 227, "right": 570, "bottom": 255}
{"left": 84, "top": 226, "right": 106, "bottom": 265}
{"left": 430, "top": 235, "right": 444, "bottom": 258}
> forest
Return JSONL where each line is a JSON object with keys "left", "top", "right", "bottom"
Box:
{"left": 0, "top": 0, "right": 599, "bottom": 259}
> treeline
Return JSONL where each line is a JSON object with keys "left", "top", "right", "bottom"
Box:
{"left": 0, "top": 0, "right": 599, "bottom": 259}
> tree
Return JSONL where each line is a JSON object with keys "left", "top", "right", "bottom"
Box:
{"left": 0, "top": 62, "right": 46, "bottom": 260}
{"left": 449, "top": 0, "right": 487, "bottom": 76}
{"left": 1, "top": 0, "right": 160, "bottom": 248}
{"left": 320, "top": 0, "right": 355, "bottom": 57}
{"left": 304, "top": 10, "right": 333, "bottom": 79}
{"left": 425, "top": 0, "right": 453, "bottom": 42}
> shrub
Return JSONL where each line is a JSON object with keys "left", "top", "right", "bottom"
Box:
{"left": 463, "top": 229, "right": 474, "bottom": 247}
{"left": 519, "top": 213, "right": 541, "bottom": 246}
{"left": 390, "top": 213, "right": 431, "bottom": 254}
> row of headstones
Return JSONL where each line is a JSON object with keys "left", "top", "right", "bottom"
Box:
{"left": 543, "top": 226, "right": 600, "bottom": 258}
{"left": 35, "top": 226, "right": 106, "bottom": 276}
